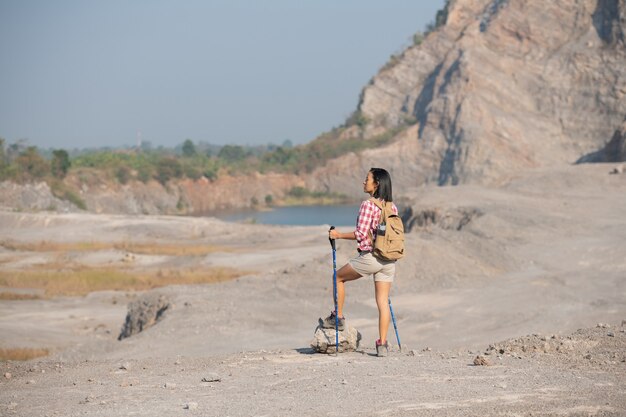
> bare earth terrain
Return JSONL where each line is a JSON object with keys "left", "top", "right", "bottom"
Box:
{"left": 1, "top": 164, "right": 625, "bottom": 416}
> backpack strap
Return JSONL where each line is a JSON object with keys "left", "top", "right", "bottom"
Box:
{"left": 367, "top": 198, "right": 385, "bottom": 244}
{"left": 368, "top": 197, "right": 384, "bottom": 210}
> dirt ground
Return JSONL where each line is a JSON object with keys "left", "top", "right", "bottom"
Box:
{"left": 1, "top": 164, "right": 625, "bottom": 416}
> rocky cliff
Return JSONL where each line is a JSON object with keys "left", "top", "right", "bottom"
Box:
{"left": 0, "top": 172, "right": 304, "bottom": 215}
{"left": 308, "top": 0, "right": 626, "bottom": 197}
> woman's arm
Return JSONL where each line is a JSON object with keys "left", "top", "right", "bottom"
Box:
{"left": 329, "top": 229, "right": 356, "bottom": 240}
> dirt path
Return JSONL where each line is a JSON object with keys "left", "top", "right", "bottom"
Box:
{"left": 1, "top": 164, "right": 625, "bottom": 416}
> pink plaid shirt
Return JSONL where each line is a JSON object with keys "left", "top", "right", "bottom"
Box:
{"left": 355, "top": 199, "right": 398, "bottom": 252}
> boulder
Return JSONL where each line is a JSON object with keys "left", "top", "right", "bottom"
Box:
{"left": 118, "top": 293, "right": 170, "bottom": 340}
{"left": 310, "top": 323, "right": 361, "bottom": 354}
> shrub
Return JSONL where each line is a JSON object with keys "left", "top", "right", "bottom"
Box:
{"left": 155, "top": 157, "right": 183, "bottom": 185}
{"left": 115, "top": 166, "right": 131, "bottom": 184}
{"left": 49, "top": 180, "right": 87, "bottom": 210}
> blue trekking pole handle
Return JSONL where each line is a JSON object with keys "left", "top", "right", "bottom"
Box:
{"left": 388, "top": 297, "right": 401, "bottom": 351}
{"left": 329, "top": 226, "right": 339, "bottom": 354}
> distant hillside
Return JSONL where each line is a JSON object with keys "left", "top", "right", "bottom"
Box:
{"left": 306, "top": 0, "right": 626, "bottom": 197}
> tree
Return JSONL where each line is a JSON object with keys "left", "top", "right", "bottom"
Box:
{"left": 218, "top": 145, "right": 246, "bottom": 162}
{"left": 51, "top": 149, "right": 71, "bottom": 178}
{"left": 0, "top": 138, "right": 7, "bottom": 180}
{"left": 15, "top": 146, "right": 49, "bottom": 181}
{"left": 182, "top": 139, "right": 197, "bottom": 157}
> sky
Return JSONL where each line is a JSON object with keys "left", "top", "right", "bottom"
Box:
{"left": 0, "top": 0, "right": 445, "bottom": 150}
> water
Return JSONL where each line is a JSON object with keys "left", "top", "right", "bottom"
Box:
{"left": 216, "top": 204, "right": 361, "bottom": 226}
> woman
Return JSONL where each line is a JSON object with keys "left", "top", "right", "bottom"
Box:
{"left": 324, "top": 167, "right": 398, "bottom": 357}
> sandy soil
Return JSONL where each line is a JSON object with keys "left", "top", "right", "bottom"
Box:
{"left": 1, "top": 164, "right": 625, "bottom": 416}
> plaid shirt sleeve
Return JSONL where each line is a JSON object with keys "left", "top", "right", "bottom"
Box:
{"left": 355, "top": 200, "right": 378, "bottom": 252}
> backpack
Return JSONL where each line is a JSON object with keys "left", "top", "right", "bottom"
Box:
{"left": 369, "top": 198, "right": 405, "bottom": 261}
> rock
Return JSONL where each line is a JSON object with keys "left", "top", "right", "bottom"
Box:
{"left": 183, "top": 402, "right": 198, "bottom": 410}
{"left": 473, "top": 355, "right": 490, "bottom": 366}
{"left": 118, "top": 293, "right": 170, "bottom": 340}
{"left": 601, "top": 120, "right": 626, "bottom": 163}
{"left": 201, "top": 373, "right": 221, "bottom": 383}
{"left": 4, "top": 372, "right": 11, "bottom": 379}
{"left": 310, "top": 324, "right": 361, "bottom": 354}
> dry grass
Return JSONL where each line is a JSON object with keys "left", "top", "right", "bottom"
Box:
{"left": 0, "top": 267, "right": 244, "bottom": 297}
{"left": 1, "top": 240, "right": 110, "bottom": 252}
{"left": 113, "top": 242, "right": 227, "bottom": 256}
{"left": 0, "top": 292, "right": 41, "bottom": 300}
{"left": 0, "top": 239, "right": 229, "bottom": 256}
{"left": 0, "top": 347, "right": 49, "bottom": 361}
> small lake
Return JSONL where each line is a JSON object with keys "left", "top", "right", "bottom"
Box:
{"left": 215, "top": 204, "right": 361, "bottom": 227}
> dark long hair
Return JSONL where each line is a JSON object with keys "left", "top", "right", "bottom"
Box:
{"left": 370, "top": 168, "right": 393, "bottom": 202}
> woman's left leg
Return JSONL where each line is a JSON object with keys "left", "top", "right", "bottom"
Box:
{"left": 374, "top": 281, "right": 392, "bottom": 344}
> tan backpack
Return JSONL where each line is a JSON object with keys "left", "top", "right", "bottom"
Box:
{"left": 369, "top": 198, "right": 405, "bottom": 261}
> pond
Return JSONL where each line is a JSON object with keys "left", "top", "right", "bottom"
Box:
{"left": 215, "top": 204, "right": 361, "bottom": 227}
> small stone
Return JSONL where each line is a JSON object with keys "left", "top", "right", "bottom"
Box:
{"left": 584, "top": 354, "right": 592, "bottom": 360}
{"left": 341, "top": 379, "right": 348, "bottom": 384}
{"left": 119, "top": 362, "right": 131, "bottom": 370}
{"left": 26, "top": 380, "right": 35, "bottom": 384}
{"left": 184, "top": 402, "right": 198, "bottom": 410}
{"left": 4, "top": 372, "right": 11, "bottom": 379}
{"left": 164, "top": 382, "right": 176, "bottom": 389}
{"left": 607, "top": 332, "right": 615, "bottom": 337}
{"left": 201, "top": 373, "right": 221, "bottom": 383}
{"left": 473, "top": 355, "right": 490, "bottom": 366}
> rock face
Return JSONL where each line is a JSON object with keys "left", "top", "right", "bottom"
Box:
{"left": 118, "top": 293, "right": 171, "bottom": 341}
{"left": 0, "top": 182, "right": 78, "bottom": 212}
{"left": 309, "top": 0, "right": 626, "bottom": 196}
{"left": 310, "top": 324, "right": 361, "bottom": 354}
{"left": 0, "top": 171, "right": 303, "bottom": 215}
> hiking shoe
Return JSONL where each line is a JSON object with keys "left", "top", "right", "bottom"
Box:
{"left": 321, "top": 311, "right": 345, "bottom": 331}
{"left": 376, "top": 339, "right": 388, "bottom": 357}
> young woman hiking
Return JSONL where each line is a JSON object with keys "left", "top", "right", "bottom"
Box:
{"left": 324, "top": 167, "right": 398, "bottom": 357}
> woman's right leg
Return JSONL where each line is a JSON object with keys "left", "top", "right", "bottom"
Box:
{"left": 335, "top": 263, "right": 361, "bottom": 317}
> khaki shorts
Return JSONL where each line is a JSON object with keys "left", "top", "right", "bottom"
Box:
{"left": 348, "top": 252, "right": 396, "bottom": 282}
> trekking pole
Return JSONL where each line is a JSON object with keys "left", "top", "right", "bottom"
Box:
{"left": 388, "top": 297, "right": 401, "bottom": 352}
{"left": 329, "top": 226, "right": 339, "bottom": 355}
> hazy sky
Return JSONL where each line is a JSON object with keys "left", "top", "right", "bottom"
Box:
{"left": 0, "top": 0, "right": 445, "bottom": 150}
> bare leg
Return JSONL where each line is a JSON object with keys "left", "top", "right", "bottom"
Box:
{"left": 374, "top": 281, "right": 392, "bottom": 344}
{"left": 335, "top": 263, "right": 361, "bottom": 318}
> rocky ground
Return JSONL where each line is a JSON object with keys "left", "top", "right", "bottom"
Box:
{"left": 1, "top": 163, "right": 625, "bottom": 416}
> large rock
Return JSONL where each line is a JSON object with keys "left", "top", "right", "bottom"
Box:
{"left": 602, "top": 120, "right": 626, "bottom": 162}
{"left": 310, "top": 324, "right": 361, "bottom": 354}
{"left": 118, "top": 293, "right": 170, "bottom": 340}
